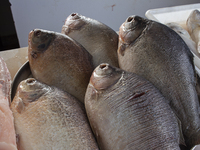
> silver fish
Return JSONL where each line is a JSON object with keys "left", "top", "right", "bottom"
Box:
{"left": 117, "top": 15, "right": 200, "bottom": 149}
{"left": 85, "top": 63, "right": 181, "bottom": 150}
{"left": 11, "top": 78, "right": 99, "bottom": 150}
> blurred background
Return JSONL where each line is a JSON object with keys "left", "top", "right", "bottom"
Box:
{"left": 1, "top": 0, "right": 200, "bottom": 50}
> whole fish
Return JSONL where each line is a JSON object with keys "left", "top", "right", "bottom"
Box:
{"left": 117, "top": 15, "right": 200, "bottom": 148}
{"left": 28, "top": 29, "right": 94, "bottom": 103}
{"left": 11, "top": 78, "right": 99, "bottom": 150}
{"left": 187, "top": 9, "right": 200, "bottom": 53}
{"left": 0, "top": 57, "right": 17, "bottom": 150}
{"left": 61, "top": 13, "right": 119, "bottom": 68}
{"left": 85, "top": 63, "right": 181, "bottom": 150}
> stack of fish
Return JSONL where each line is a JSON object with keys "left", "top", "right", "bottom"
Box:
{"left": 1, "top": 11, "right": 200, "bottom": 150}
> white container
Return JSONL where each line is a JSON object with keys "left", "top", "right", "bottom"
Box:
{"left": 145, "top": 3, "right": 200, "bottom": 26}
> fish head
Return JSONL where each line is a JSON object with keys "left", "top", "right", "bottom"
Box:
{"left": 61, "top": 13, "right": 87, "bottom": 35}
{"left": 89, "top": 63, "right": 122, "bottom": 91}
{"left": 119, "top": 15, "right": 147, "bottom": 44}
{"left": 28, "top": 29, "right": 56, "bottom": 59}
{"left": 118, "top": 15, "right": 148, "bottom": 56}
{"left": 12, "top": 78, "right": 50, "bottom": 113}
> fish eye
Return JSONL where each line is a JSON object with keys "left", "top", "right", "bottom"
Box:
{"left": 37, "top": 43, "right": 46, "bottom": 49}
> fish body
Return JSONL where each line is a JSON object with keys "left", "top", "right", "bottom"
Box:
{"left": 0, "top": 57, "right": 17, "bottom": 150}
{"left": 167, "top": 22, "right": 200, "bottom": 70}
{"left": 11, "top": 78, "right": 99, "bottom": 150}
{"left": 28, "top": 29, "right": 94, "bottom": 103}
{"left": 117, "top": 15, "right": 200, "bottom": 148}
{"left": 62, "top": 13, "right": 119, "bottom": 68}
{"left": 187, "top": 9, "right": 200, "bottom": 53}
{"left": 85, "top": 63, "right": 181, "bottom": 150}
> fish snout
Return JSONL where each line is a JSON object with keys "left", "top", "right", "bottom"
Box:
{"left": 33, "top": 29, "right": 42, "bottom": 38}
{"left": 25, "top": 78, "right": 37, "bottom": 85}
{"left": 124, "top": 15, "right": 143, "bottom": 29}
{"left": 90, "top": 63, "right": 122, "bottom": 90}
{"left": 65, "top": 12, "right": 81, "bottom": 23}
{"left": 94, "top": 63, "right": 113, "bottom": 77}
{"left": 19, "top": 78, "right": 38, "bottom": 92}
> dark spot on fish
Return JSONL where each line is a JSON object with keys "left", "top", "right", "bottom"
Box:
{"left": 119, "top": 44, "right": 127, "bottom": 56}
{"left": 37, "top": 43, "right": 46, "bottom": 49}
{"left": 31, "top": 51, "right": 37, "bottom": 59}
{"left": 132, "top": 91, "right": 146, "bottom": 98}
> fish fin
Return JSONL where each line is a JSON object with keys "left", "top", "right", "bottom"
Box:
{"left": 118, "top": 43, "right": 127, "bottom": 56}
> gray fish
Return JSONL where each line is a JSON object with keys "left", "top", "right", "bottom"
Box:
{"left": 117, "top": 15, "right": 200, "bottom": 148}
{"left": 28, "top": 29, "right": 94, "bottom": 103}
{"left": 61, "top": 13, "right": 119, "bottom": 68}
{"left": 11, "top": 78, "right": 99, "bottom": 150}
{"left": 85, "top": 63, "right": 181, "bottom": 150}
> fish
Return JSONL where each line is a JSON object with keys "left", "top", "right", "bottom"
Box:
{"left": 28, "top": 29, "right": 94, "bottom": 103}
{"left": 167, "top": 22, "right": 200, "bottom": 105}
{"left": 85, "top": 63, "right": 181, "bottom": 150}
{"left": 0, "top": 56, "right": 17, "bottom": 150}
{"left": 187, "top": 9, "right": 200, "bottom": 53}
{"left": 11, "top": 78, "right": 99, "bottom": 150}
{"left": 117, "top": 15, "right": 200, "bottom": 149}
{"left": 61, "top": 13, "right": 119, "bottom": 68}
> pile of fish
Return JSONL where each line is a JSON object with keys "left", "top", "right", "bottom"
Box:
{"left": 1, "top": 10, "right": 200, "bottom": 149}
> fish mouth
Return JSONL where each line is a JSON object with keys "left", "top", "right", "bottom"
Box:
{"left": 62, "top": 13, "right": 87, "bottom": 35}
{"left": 119, "top": 15, "right": 147, "bottom": 44}
{"left": 66, "top": 13, "right": 81, "bottom": 22}
{"left": 90, "top": 63, "right": 122, "bottom": 90}
{"left": 18, "top": 78, "right": 50, "bottom": 103}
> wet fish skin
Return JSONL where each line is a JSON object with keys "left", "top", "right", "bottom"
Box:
{"left": 62, "top": 13, "right": 119, "bottom": 68}
{"left": 117, "top": 15, "right": 200, "bottom": 148}
{"left": 85, "top": 63, "right": 181, "bottom": 150}
{"left": 187, "top": 9, "right": 200, "bottom": 53}
{"left": 167, "top": 22, "right": 200, "bottom": 105}
{"left": 0, "top": 56, "right": 17, "bottom": 150}
{"left": 11, "top": 78, "right": 99, "bottom": 150}
{"left": 28, "top": 29, "right": 94, "bottom": 103}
